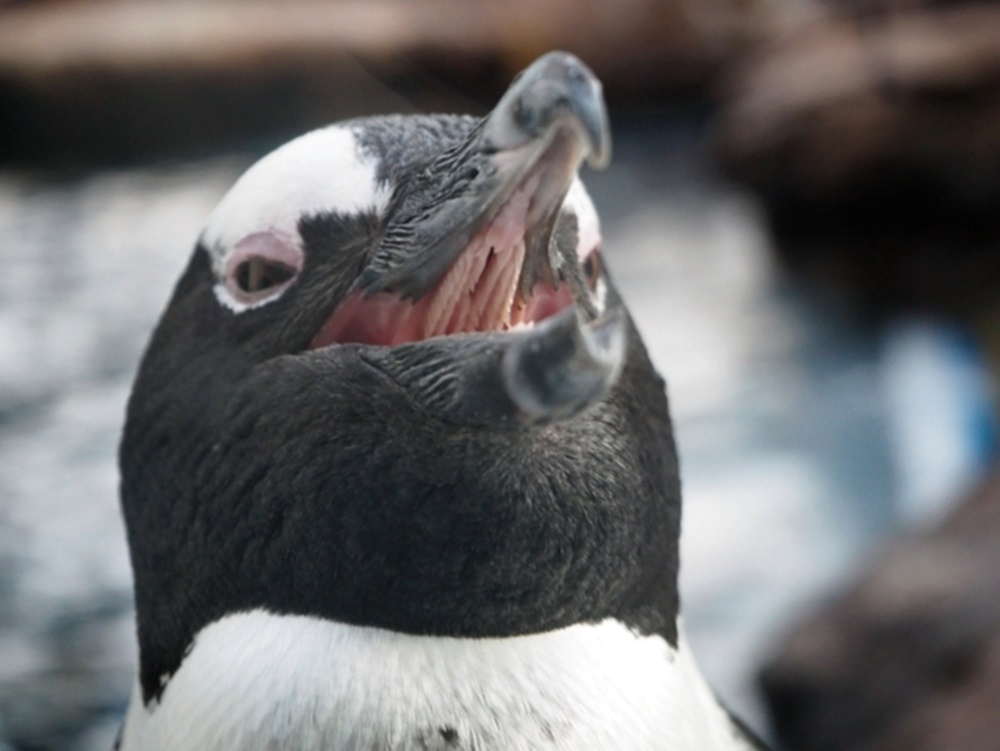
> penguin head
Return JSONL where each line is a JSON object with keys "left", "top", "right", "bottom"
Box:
{"left": 121, "top": 52, "right": 681, "bottom": 704}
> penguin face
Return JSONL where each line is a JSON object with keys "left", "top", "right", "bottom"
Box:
{"left": 121, "top": 53, "right": 682, "bottom": 704}
{"left": 188, "top": 53, "right": 618, "bottom": 421}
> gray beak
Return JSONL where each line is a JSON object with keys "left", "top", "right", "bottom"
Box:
{"left": 353, "top": 52, "right": 624, "bottom": 428}
{"left": 484, "top": 51, "right": 611, "bottom": 170}
{"left": 358, "top": 52, "right": 612, "bottom": 305}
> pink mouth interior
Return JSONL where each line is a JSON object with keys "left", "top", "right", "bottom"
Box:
{"left": 310, "top": 178, "right": 575, "bottom": 349}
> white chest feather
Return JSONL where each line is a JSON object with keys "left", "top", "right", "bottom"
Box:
{"left": 120, "top": 610, "right": 748, "bottom": 751}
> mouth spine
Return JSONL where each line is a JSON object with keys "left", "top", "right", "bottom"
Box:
{"left": 424, "top": 243, "right": 473, "bottom": 339}
{"left": 461, "top": 242, "right": 494, "bottom": 334}
{"left": 478, "top": 243, "right": 520, "bottom": 333}
{"left": 500, "top": 241, "right": 527, "bottom": 330}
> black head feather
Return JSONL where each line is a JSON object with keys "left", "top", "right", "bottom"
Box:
{"left": 120, "top": 52, "right": 683, "bottom": 706}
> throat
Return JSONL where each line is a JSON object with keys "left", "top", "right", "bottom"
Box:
{"left": 120, "top": 610, "right": 741, "bottom": 751}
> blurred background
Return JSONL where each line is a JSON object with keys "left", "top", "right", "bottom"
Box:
{"left": 1, "top": 0, "right": 999, "bottom": 749}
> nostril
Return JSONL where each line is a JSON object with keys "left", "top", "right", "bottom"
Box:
{"left": 222, "top": 231, "right": 304, "bottom": 308}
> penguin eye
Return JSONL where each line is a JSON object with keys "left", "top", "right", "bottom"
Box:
{"left": 582, "top": 249, "right": 601, "bottom": 291}
{"left": 233, "top": 258, "right": 297, "bottom": 295}
{"left": 221, "top": 232, "right": 304, "bottom": 309}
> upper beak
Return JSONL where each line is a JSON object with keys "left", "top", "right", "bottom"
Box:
{"left": 484, "top": 51, "right": 611, "bottom": 170}
{"left": 357, "top": 51, "right": 611, "bottom": 305}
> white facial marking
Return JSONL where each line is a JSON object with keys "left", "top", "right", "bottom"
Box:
{"left": 565, "top": 177, "right": 601, "bottom": 261}
{"left": 203, "top": 126, "right": 390, "bottom": 313}
{"left": 212, "top": 279, "right": 267, "bottom": 314}
{"left": 563, "top": 178, "right": 607, "bottom": 314}
{"left": 120, "top": 611, "right": 750, "bottom": 751}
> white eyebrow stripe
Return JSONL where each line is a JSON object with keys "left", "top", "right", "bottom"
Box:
{"left": 564, "top": 178, "right": 601, "bottom": 259}
{"left": 201, "top": 126, "right": 391, "bottom": 271}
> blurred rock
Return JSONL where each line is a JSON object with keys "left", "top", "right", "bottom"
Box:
{"left": 0, "top": 0, "right": 766, "bottom": 165}
{"left": 762, "top": 468, "right": 1000, "bottom": 751}
{"left": 717, "top": 0, "right": 1000, "bottom": 316}
{"left": 0, "top": 163, "right": 237, "bottom": 750}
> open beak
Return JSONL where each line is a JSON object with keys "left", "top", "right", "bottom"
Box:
{"left": 313, "top": 52, "right": 624, "bottom": 426}
{"left": 313, "top": 52, "right": 611, "bottom": 346}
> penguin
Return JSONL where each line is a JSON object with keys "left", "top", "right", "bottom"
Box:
{"left": 116, "top": 52, "right": 769, "bottom": 751}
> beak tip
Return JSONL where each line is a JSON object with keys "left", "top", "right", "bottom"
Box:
{"left": 501, "top": 303, "right": 626, "bottom": 422}
{"left": 486, "top": 51, "right": 613, "bottom": 171}
{"left": 587, "top": 136, "right": 612, "bottom": 171}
